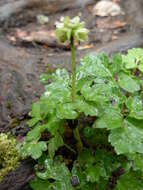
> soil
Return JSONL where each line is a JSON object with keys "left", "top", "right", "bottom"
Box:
{"left": 0, "top": 0, "right": 143, "bottom": 189}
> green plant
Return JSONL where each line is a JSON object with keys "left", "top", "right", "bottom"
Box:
{"left": 56, "top": 16, "right": 88, "bottom": 102}
{"left": 0, "top": 133, "right": 19, "bottom": 181}
{"left": 21, "top": 16, "right": 143, "bottom": 190}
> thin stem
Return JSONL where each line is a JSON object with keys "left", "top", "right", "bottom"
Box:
{"left": 64, "top": 143, "right": 76, "bottom": 154}
{"left": 73, "top": 126, "right": 83, "bottom": 153}
{"left": 71, "top": 38, "right": 76, "bottom": 102}
{"left": 70, "top": 38, "right": 83, "bottom": 153}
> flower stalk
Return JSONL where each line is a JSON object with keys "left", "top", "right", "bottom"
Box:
{"left": 73, "top": 126, "right": 83, "bottom": 153}
{"left": 71, "top": 37, "right": 76, "bottom": 102}
{"left": 55, "top": 16, "right": 88, "bottom": 153}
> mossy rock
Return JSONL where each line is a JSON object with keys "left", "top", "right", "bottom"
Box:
{"left": 0, "top": 133, "right": 19, "bottom": 181}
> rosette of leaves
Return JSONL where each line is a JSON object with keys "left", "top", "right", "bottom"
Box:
{"left": 0, "top": 133, "right": 19, "bottom": 181}
{"left": 21, "top": 17, "right": 143, "bottom": 189}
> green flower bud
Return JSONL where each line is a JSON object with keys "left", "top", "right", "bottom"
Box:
{"left": 56, "top": 16, "right": 88, "bottom": 44}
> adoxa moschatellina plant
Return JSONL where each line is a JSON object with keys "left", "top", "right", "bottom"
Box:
{"left": 56, "top": 16, "right": 89, "bottom": 102}
{"left": 55, "top": 16, "right": 88, "bottom": 152}
{"left": 21, "top": 16, "right": 143, "bottom": 190}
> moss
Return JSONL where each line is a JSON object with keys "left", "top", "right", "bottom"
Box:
{"left": 0, "top": 133, "right": 19, "bottom": 182}
{"left": 5, "top": 101, "right": 12, "bottom": 109}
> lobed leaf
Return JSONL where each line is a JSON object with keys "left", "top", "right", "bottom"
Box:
{"left": 118, "top": 72, "right": 140, "bottom": 93}
{"left": 93, "top": 107, "right": 123, "bottom": 129}
{"left": 109, "top": 120, "right": 143, "bottom": 154}
{"left": 115, "top": 171, "right": 143, "bottom": 190}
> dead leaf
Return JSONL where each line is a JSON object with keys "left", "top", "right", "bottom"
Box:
{"left": 78, "top": 44, "right": 94, "bottom": 50}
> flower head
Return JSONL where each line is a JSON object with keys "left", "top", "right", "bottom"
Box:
{"left": 55, "top": 16, "right": 88, "bottom": 44}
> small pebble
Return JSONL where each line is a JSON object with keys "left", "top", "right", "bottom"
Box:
{"left": 71, "top": 176, "right": 79, "bottom": 187}
{"left": 37, "top": 14, "right": 49, "bottom": 25}
{"left": 92, "top": 0, "right": 124, "bottom": 17}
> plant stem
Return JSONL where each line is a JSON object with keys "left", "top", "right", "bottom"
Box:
{"left": 64, "top": 143, "right": 76, "bottom": 154}
{"left": 73, "top": 126, "right": 83, "bottom": 153}
{"left": 71, "top": 38, "right": 76, "bottom": 102}
{"left": 70, "top": 38, "right": 83, "bottom": 153}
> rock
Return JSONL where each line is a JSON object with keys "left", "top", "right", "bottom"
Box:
{"left": 36, "top": 14, "right": 49, "bottom": 25}
{"left": 0, "top": 159, "right": 34, "bottom": 190}
{"left": 0, "top": 0, "right": 95, "bottom": 22}
{"left": 96, "top": 17, "right": 127, "bottom": 29}
{"left": 0, "top": 0, "right": 29, "bottom": 22}
{"left": 7, "top": 27, "right": 69, "bottom": 49}
{"left": 0, "top": 36, "right": 44, "bottom": 131}
{"left": 93, "top": 0, "right": 124, "bottom": 17}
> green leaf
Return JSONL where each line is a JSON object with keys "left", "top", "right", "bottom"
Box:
{"left": 40, "top": 73, "right": 51, "bottom": 83}
{"left": 29, "top": 102, "right": 41, "bottom": 118}
{"left": 52, "top": 69, "right": 70, "bottom": 84}
{"left": 77, "top": 54, "right": 112, "bottom": 79}
{"left": 39, "top": 97, "right": 55, "bottom": 117}
{"left": 77, "top": 149, "right": 124, "bottom": 187}
{"left": 42, "top": 115, "right": 64, "bottom": 135}
{"left": 83, "top": 127, "right": 109, "bottom": 146}
{"left": 36, "top": 159, "right": 73, "bottom": 189}
{"left": 27, "top": 118, "right": 40, "bottom": 128}
{"left": 123, "top": 48, "right": 143, "bottom": 71}
{"left": 94, "top": 150, "right": 123, "bottom": 179}
{"left": 48, "top": 133, "right": 64, "bottom": 158}
{"left": 78, "top": 149, "right": 95, "bottom": 166}
{"left": 74, "top": 98, "right": 98, "bottom": 116}
{"left": 138, "top": 63, "right": 143, "bottom": 72}
{"left": 115, "top": 171, "right": 143, "bottom": 190}
{"left": 21, "top": 141, "right": 47, "bottom": 159}
{"left": 123, "top": 55, "right": 137, "bottom": 69}
{"left": 118, "top": 72, "right": 140, "bottom": 93}
{"left": 50, "top": 180, "right": 73, "bottom": 190}
{"left": 30, "top": 177, "right": 50, "bottom": 190}
{"left": 27, "top": 116, "right": 64, "bottom": 139}
{"left": 126, "top": 96, "right": 143, "bottom": 120}
{"left": 86, "top": 165, "right": 105, "bottom": 183}
{"left": 56, "top": 103, "right": 78, "bottom": 119}
{"left": 94, "top": 107, "right": 123, "bottom": 129}
{"left": 98, "top": 53, "right": 110, "bottom": 68}
{"left": 128, "top": 153, "right": 143, "bottom": 172}
{"left": 44, "top": 82, "right": 71, "bottom": 104}
{"left": 110, "top": 54, "right": 124, "bottom": 74}
{"left": 72, "top": 161, "right": 96, "bottom": 189}
{"left": 109, "top": 120, "right": 143, "bottom": 154}
{"left": 81, "top": 78, "right": 114, "bottom": 103}
{"left": 28, "top": 102, "right": 41, "bottom": 127}
{"left": 126, "top": 117, "right": 143, "bottom": 129}
{"left": 26, "top": 125, "right": 46, "bottom": 142}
